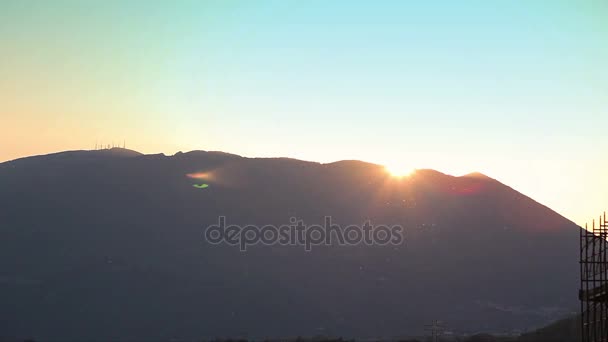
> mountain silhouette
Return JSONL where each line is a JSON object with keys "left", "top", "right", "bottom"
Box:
{"left": 0, "top": 149, "right": 581, "bottom": 341}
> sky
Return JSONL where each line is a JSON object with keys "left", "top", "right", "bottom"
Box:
{"left": 1, "top": 0, "right": 607, "bottom": 225}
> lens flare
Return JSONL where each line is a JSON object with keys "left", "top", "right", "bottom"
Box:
{"left": 186, "top": 172, "right": 210, "bottom": 180}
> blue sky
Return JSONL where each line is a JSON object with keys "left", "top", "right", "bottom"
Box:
{"left": 1, "top": 0, "right": 607, "bottom": 224}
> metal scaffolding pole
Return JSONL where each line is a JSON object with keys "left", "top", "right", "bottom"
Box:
{"left": 580, "top": 212, "right": 608, "bottom": 342}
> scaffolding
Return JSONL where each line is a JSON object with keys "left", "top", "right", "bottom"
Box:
{"left": 580, "top": 212, "right": 608, "bottom": 342}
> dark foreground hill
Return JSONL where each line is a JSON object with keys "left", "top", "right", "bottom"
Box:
{"left": 0, "top": 149, "right": 581, "bottom": 341}
{"left": 517, "top": 314, "right": 580, "bottom": 342}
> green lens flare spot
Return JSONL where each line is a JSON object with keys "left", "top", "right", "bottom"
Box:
{"left": 193, "top": 183, "right": 209, "bottom": 189}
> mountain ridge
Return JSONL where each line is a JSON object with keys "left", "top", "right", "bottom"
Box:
{"left": 1, "top": 148, "right": 530, "bottom": 182}
{"left": 0, "top": 148, "right": 581, "bottom": 340}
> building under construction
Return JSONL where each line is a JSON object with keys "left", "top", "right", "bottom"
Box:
{"left": 580, "top": 212, "right": 608, "bottom": 342}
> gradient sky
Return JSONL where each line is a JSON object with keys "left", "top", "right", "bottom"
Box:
{"left": 1, "top": 0, "right": 607, "bottom": 225}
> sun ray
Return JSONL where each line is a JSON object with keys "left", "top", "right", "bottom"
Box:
{"left": 385, "top": 165, "right": 414, "bottom": 178}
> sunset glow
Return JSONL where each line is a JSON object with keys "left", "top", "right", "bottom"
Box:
{"left": 1, "top": 1, "right": 607, "bottom": 225}
{"left": 385, "top": 165, "right": 414, "bottom": 178}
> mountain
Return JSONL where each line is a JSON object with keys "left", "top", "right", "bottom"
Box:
{"left": 0, "top": 149, "right": 581, "bottom": 341}
{"left": 518, "top": 315, "right": 580, "bottom": 342}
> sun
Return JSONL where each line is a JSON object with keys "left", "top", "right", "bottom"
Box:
{"left": 385, "top": 165, "right": 414, "bottom": 178}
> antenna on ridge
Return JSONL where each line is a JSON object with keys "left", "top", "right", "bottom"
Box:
{"left": 425, "top": 320, "right": 445, "bottom": 342}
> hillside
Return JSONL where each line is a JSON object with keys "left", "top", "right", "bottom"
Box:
{"left": 0, "top": 149, "right": 581, "bottom": 341}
